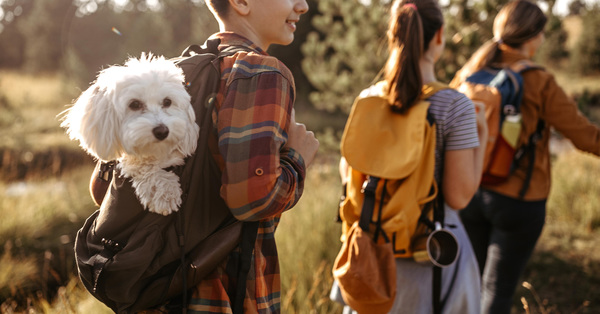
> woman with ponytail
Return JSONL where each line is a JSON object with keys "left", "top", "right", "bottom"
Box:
{"left": 453, "top": 1, "right": 600, "bottom": 313}
{"left": 331, "top": 0, "right": 487, "bottom": 312}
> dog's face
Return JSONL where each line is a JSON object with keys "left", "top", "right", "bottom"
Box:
{"left": 61, "top": 54, "right": 198, "bottom": 162}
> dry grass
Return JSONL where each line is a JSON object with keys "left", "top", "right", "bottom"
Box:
{"left": 0, "top": 70, "right": 79, "bottom": 152}
{"left": 1, "top": 65, "right": 600, "bottom": 313}
{"left": 276, "top": 158, "right": 344, "bottom": 313}
{"left": 547, "top": 150, "right": 600, "bottom": 231}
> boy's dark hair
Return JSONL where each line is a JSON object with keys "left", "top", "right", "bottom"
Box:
{"left": 207, "top": 0, "right": 229, "bottom": 18}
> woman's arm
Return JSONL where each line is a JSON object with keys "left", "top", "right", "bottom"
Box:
{"left": 443, "top": 101, "right": 488, "bottom": 209}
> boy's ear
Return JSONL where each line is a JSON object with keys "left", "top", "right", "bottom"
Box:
{"left": 228, "top": 0, "right": 250, "bottom": 16}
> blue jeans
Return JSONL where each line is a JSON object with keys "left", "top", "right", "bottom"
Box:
{"left": 459, "top": 188, "right": 546, "bottom": 314}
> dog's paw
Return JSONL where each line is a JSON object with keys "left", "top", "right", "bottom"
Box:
{"left": 147, "top": 172, "right": 182, "bottom": 216}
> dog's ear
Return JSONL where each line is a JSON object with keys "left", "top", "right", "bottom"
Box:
{"left": 61, "top": 81, "right": 124, "bottom": 161}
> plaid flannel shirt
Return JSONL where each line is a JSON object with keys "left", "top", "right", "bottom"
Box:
{"left": 187, "top": 32, "right": 306, "bottom": 314}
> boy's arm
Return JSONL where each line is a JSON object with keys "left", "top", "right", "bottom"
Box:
{"left": 217, "top": 70, "right": 305, "bottom": 221}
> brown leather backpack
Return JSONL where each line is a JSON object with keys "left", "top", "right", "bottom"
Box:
{"left": 75, "top": 39, "right": 257, "bottom": 313}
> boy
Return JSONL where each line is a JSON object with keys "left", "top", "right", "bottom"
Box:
{"left": 188, "top": 0, "right": 318, "bottom": 312}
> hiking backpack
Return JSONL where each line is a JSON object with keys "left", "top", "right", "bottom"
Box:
{"left": 334, "top": 81, "right": 451, "bottom": 313}
{"left": 74, "top": 39, "right": 257, "bottom": 313}
{"left": 337, "top": 81, "right": 449, "bottom": 259}
{"left": 455, "top": 60, "right": 544, "bottom": 198}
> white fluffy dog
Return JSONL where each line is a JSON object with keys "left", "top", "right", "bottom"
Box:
{"left": 60, "top": 54, "right": 199, "bottom": 216}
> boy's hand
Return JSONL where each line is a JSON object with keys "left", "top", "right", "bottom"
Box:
{"left": 286, "top": 109, "right": 319, "bottom": 168}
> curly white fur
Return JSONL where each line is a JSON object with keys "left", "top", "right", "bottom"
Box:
{"left": 60, "top": 53, "right": 199, "bottom": 216}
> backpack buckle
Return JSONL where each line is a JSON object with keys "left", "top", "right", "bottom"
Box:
{"left": 101, "top": 238, "right": 123, "bottom": 253}
{"left": 361, "top": 176, "right": 379, "bottom": 195}
{"left": 98, "top": 161, "right": 115, "bottom": 182}
{"left": 503, "top": 104, "right": 517, "bottom": 115}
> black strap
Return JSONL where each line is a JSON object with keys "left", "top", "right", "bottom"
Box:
{"left": 175, "top": 211, "right": 188, "bottom": 313}
{"left": 433, "top": 265, "right": 442, "bottom": 314}
{"left": 358, "top": 176, "right": 390, "bottom": 243}
{"left": 336, "top": 183, "right": 347, "bottom": 223}
{"left": 359, "top": 176, "right": 380, "bottom": 232}
{"left": 432, "top": 188, "right": 445, "bottom": 314}
{"left": 91, "top": 238, "right": 123, "bottom": 294}
{"left": 232, "top": 221, "right": 260, "bottom": 314}
{"left": 516, "top": 119, "right": 545, "bottom": 199}
{"left": 97, "top": 161, "right": 115, "bottom": 182}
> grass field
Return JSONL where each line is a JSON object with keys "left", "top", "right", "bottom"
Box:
{"left": 1, "top": 68, "right": 600, "bottom": 313}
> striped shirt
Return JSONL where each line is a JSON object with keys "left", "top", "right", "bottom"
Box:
{"left": 187, "top": 32, "right": 306, "bottom": 313}
{"left": 427, "top": 88, "right": 480, "bottom": 182}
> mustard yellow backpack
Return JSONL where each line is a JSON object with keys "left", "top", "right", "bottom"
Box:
{"left": 338, "top": 81, "right": 449, "bottom": 259}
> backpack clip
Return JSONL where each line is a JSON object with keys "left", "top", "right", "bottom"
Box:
{"left": 98, "top": 161, "right": 115, "bottom": 182}
{"left": 503, "top": 104, "right": 517, "bottom": 116}
{"left": 101, "top": 238, "right": 123, "bottom": 253}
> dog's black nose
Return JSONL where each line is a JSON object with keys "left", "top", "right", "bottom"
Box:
{"left": 153, "top": 124, "right": 169, "bottom": 141}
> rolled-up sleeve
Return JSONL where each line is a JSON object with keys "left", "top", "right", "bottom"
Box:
{"left": 217, "top": 69, "right": 305, "bottom": 221}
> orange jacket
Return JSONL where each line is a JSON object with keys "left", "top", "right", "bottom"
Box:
{"left": 480, "top": 46, "right": 600, "bottom": 200}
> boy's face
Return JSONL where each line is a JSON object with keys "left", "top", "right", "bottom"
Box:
{"left": 247, "top": 0, "right": 309, "bottom": 49}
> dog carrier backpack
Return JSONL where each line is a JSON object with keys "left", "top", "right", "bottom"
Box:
{"left": 74, "top": 39, "right": 257, "bottom": 314}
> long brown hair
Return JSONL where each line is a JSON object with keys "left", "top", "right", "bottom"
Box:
{"left": 453, "top": 0, "right": 547, "bottom": 83}
{"left": 384, "top": 0, "right": 443, "bottom": 113}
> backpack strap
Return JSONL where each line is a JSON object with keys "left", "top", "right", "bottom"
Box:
{"left": 432, "top": 191, "right": 446, "bottom": 314}
{"left": 175, "top": 40, "right": 260, "bottom": 312}
{"left": 506, "top": 59, "right": 545, "bottom": 199}
{"left": 515, "top": 119, "right": 545, "bottom": 199}
{"left": 422, "top": 81, "right": 450, "bottom": 100}
{"left": 232, "top": 221, "right": 260, "bottom": 314}
{"left": 359, "top": 176, "right": 391, "bottom": 243}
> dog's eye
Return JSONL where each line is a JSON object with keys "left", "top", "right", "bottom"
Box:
{"left": 163, "top": 98, "right": 172, "bottom": 108}
{"left": 129, "top": 100, "right": 143, "bottom": 111}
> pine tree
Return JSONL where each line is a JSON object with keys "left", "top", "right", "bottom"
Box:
{"left": 301, "top": 0, "right": 391, "bottom": 113}
{"left": 536, "top": 13, "right": 569, "bottom": 65}
{"left": 300, "top": 0, "right": 512, "bottom": 113}
{"left": 571, "top": 5, "right": 600, "bottom": 74}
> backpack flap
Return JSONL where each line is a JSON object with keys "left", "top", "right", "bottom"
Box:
{"left": 341, "top": 96, "right": 429, "bottom": 180}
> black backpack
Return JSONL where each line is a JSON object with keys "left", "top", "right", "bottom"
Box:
{"left": 74, "top": 39, "right": 258, "bottom": 313}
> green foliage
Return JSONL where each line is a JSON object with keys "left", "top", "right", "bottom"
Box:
{"left": 301, "top": 0, "right": 520, "bottom": 113}
{"left": 17, "top": 0, "right": 75, "bottom": 73}
{"left": 0, "top": 0, "right": 218, "bottom": 84}
{"left": 440, "top": 0, "right": 510, "bottom": 81}
{"left": 301, "top": 0, "right": 390, "bottom": 113}
{"left": 533, "top": 15, "right": 569, "bottom": 65}
{"left": 63, "top": 0, "right": 218, "bottom": 85}
{"left": 571, "top": 6, "right": 600, "bottom": 74}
